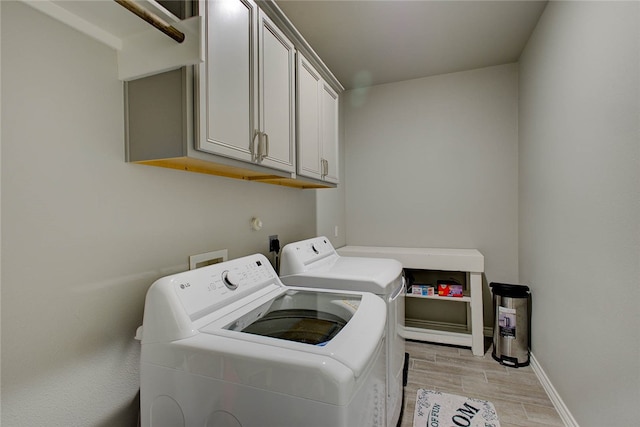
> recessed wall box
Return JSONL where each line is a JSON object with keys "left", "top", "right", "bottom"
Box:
{"left": 189, "top": 249, "right": 228, "bottom": 270}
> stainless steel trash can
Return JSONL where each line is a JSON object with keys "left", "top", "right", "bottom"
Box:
{"left": 490, "top": 283, "right": 531, "bottom": 367}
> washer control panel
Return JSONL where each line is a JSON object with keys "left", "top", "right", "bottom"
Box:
{"left": 171, "top": 254, "right": 279, "bottom": 320}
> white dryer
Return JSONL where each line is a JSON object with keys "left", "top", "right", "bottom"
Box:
{"left": 279, "top": 237, "right": 406, "bottom": 427}
{"left": 138, "top": 254, "right": 387, "bottom": 427}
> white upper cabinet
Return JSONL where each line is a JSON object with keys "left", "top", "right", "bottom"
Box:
{"left": 257, "top": 10, "right": 296, "bottom": 172}
{"left": 297, "top": 55, "right": 322, "bottom": 180}
{"left": 197, "top": 0, "right": 258, "bottom": 163}
{"left": 124, "top": 1, "right": 342, "bottom": 189}
{"left": 297, "top": 54, "right": 339, "bottom": 184}
{"left": 197, "top": 0, "right": 295, "bottom": 174}
{"left": 321, "top": 82, "right": 339, "bottom": 184}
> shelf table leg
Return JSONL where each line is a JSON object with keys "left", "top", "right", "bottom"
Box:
{"left": 469, "top": 272, "right": 484, "bottom": 356}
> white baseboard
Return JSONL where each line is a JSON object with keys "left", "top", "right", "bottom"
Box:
{"left": 530, "top": 352, "right": 580, "bottom": 427}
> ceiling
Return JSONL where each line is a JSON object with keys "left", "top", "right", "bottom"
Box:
{"left": 276, "top": 0, "right": 548, "bottom": 90}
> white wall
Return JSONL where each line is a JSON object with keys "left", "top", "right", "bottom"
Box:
{"left": 343, "top": 63, "right": 519, "bottom": 287}
{"left": 519, "top": 1, "right": 640, "bottom": 426}
{"left": 1, "top": 2, "right": 317, "bottom": 425}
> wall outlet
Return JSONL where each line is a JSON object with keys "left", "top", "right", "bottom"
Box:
{"left": 269, "top": 235, "right": 279, "bottom": 252}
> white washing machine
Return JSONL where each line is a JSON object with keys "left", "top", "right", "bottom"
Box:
{"left": 279, "top": 237, "right": 406, "bottom": 427}
{"left": 137, "top": 253, "right": 387, "bottom": 427}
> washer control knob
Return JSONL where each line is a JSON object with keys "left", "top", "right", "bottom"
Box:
{"left": 222, "top": 270, "right": 240, "bottom": 290}
{"left": 311, "top": 244, "right": 319, "bottom": 254}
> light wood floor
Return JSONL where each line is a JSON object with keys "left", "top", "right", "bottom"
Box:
{"left": 400, "top": 340, "right": 565, "bottom": 427}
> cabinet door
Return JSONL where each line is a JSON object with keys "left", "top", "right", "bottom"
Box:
{"left": 257, "top": 11, "right": 296, "bottom": 173}
{"left": 321, "top": 82, "right": 339, "bottom": 183}
{"left": 297, "top": 55, "right": 322, "bottom": 180}
{"left": 197, "top": 0, "right": 258, "bottom": 162}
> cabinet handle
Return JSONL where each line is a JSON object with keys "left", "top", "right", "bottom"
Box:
{"left": 321, "top": 158, "right": 328, "bottom": 177}
{"left": 252, "top": 130, "right": 260, "bottom": 162}
{"left": 253, "top": 132, "right": 269, "bottom": 163}
{"left": 261, "top": 133, "right": 269, "bottom": 161}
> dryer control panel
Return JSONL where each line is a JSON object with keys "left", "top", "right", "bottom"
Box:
{"left": 280, "top": 236, "right": 337, "bottom": 275}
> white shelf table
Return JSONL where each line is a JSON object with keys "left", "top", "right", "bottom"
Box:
{"left": 337, "top": 246, "right": 485, "bottom": 356}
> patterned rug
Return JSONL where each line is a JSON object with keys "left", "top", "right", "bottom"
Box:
{"left": 413, "top": 389, "right": 501, "bottom": 427}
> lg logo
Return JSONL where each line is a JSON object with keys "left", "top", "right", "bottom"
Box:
{"left": 179, "top": 283, "right": 191, "bottom": 289}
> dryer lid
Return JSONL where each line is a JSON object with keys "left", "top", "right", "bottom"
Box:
{"left": 281, "top": 257, "right": 402, "bottom": 294}
{"left": 280, "top": 237, "right": 403, "bottom": 294}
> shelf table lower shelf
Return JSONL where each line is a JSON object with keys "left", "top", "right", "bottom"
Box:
{"left": 401, "top": 325, "right": 474, "bottom": 348}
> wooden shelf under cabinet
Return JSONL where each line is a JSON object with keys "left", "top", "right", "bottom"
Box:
{"left": 135, "top": 157, "right": 334, "bottom": 189}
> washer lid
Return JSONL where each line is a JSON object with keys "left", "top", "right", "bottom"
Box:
{"left": 199, "top": 287, "right": 386, "bottom": 379}
{"left": 225, "top": 289, "right": 359, "bottom": 346}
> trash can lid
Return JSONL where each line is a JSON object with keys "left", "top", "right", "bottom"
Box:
{"left": 490, "top": 282, "right": 530, "bottom": 297}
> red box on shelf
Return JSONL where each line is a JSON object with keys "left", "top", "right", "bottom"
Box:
{"left": 437, "top": 281, "right": 463, "bottom": 297}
